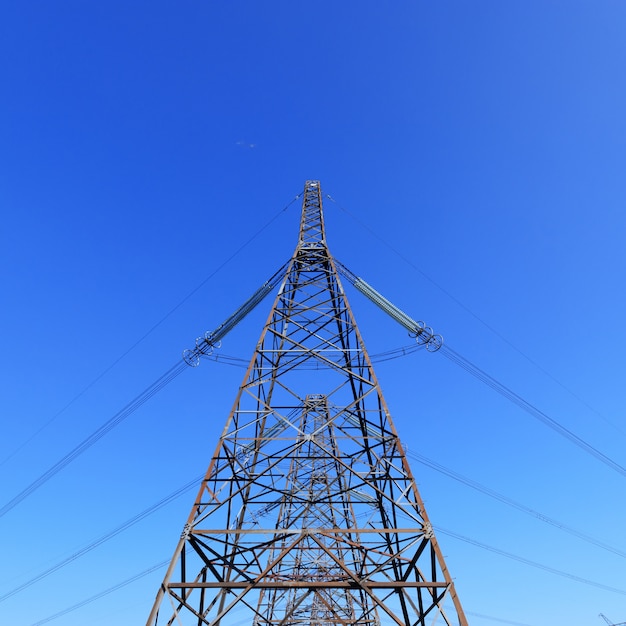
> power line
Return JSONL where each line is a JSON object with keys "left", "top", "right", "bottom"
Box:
{"left": 0, "top": 194, "right": 304, "bottom": 518}
{"left": 440, "top": 344, "right": 626, "bottom": 479}
{"left": 28, "top": 559, "right": 169, "bottom": 626}
{"left": 409, "top": 450, "right": 626, "bottom": 559}
{"left": 0, "top": 360, "right": 188, "bottom": 519}
{"left": 0, "top": 192, "right": 301, "bottom": 470}
{"left": 336, "top": 245, "right": 626, "bottom": 482}
{"left": 0, "top": 474, "right": 201, "bottom": 602}
{"left": 0, "top": 333, "right": 423, "bottom": 522}
{"left": 326, "top": 192, "right": 626, "bottom": 440}
{"left": 464, "top": 610, "right": 537, "bottom": 626}
{"left": 201, "top": 343, "right": 426, "bottom": 369}
{"left": 437, "top": 526, "right": 626, "bottom": 597}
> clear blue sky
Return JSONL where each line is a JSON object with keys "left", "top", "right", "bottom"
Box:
{"left": 1, "top": 2, "right": 626, "bottom": 625}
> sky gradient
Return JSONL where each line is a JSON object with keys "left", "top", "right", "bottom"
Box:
{"left": 2, "top": 3, "right": 626, "bottom": 625}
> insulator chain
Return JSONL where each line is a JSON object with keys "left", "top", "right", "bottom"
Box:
{"left": 181, "top": 264, "right": 288, "bottom": 367}
{"left": 335, "top": 259, "right": 443, "bottom": 353}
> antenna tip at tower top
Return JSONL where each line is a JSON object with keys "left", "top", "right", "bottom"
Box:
{"left": 306, "top": 180, "right": 320, "bottom": 188}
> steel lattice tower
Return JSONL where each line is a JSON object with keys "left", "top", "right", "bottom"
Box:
{"left": 146, "top": 181, "right": 468, "bottom": 626}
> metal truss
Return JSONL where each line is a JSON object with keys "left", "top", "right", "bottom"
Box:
{"left": 146, "top": 181, "right": 468, "bottom": 626}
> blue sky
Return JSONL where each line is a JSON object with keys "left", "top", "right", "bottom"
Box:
{"left": 1, "top": 2, "right": 626, "bottom": 625}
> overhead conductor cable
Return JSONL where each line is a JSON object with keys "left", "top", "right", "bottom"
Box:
{"left": 0, "top": 263, "right": 289, "bottom": 519}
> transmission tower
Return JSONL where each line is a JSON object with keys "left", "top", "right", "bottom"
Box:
{"left": 146, "top": 181, "right": 468, "bottom": 626}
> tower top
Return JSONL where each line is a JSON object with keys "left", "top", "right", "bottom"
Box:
{"left": 297, "top": 180, "right": 326, "bottom": 249}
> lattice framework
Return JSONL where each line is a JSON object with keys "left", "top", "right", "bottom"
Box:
{"left": 146, "top": 181, "right": 467, "bottom": 626}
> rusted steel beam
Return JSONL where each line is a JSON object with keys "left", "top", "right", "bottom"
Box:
{"left": 169, "top": 581, "right": 450, "bottom": 589}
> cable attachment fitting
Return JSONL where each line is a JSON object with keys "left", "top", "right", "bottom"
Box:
{"left": 422, "top": 522, "right": 434, "bottom": 539}
{"left": 182, "top": 349, "right": 200, "bottom": 367}
{"left": 410, "top": 321, "right": 444, "bottom": 353}
{"left": 180, "top": 523, "right": 192, "bottom": 540}
{"left": 182, "top": 333, "right": 218, "bottom": 367}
